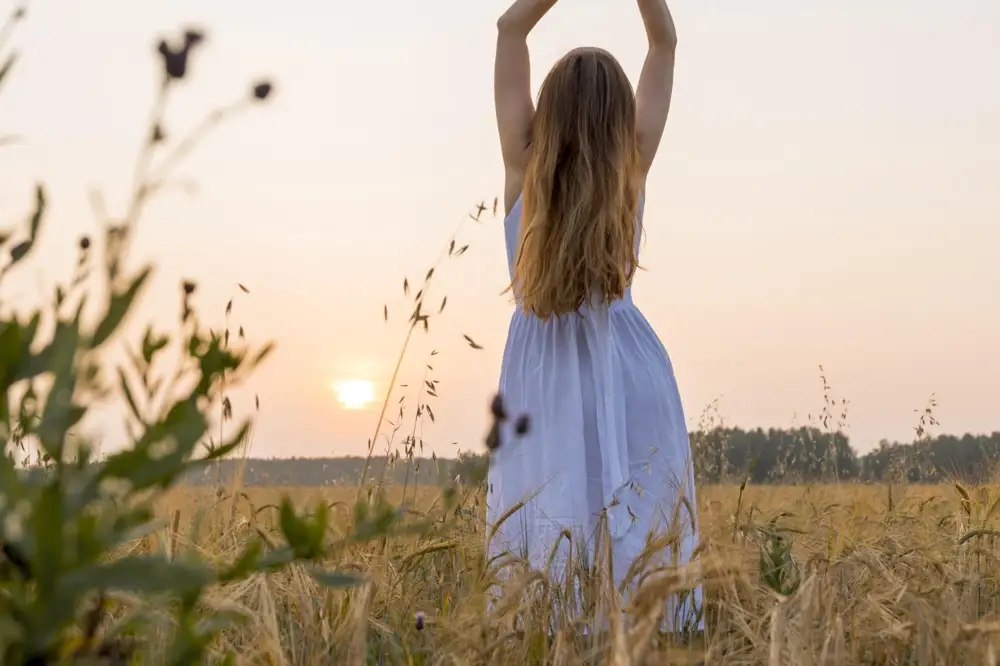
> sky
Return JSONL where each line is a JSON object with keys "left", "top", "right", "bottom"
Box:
{"left": 0, "top": 0, "right": 997, "bottom": 459}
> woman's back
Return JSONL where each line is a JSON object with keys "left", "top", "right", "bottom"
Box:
{"left": 503, "top": 192, "right": 644, "bottom": 305}
{"left": 491, "top": 187, "right": 696, "bottom": 563}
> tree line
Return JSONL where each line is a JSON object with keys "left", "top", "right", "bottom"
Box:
{"left": 172, "top": 428, "right": 1000, "bottom": 487}
{"left": 688, "top": 427, "right": 1000, "bottom": 484}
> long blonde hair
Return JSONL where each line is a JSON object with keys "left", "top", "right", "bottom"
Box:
{"left": 512, "top": 47, "right": 641, "bottom": 319}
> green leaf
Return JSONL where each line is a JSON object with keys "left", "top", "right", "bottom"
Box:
{"left": 279, "top": 499, "right": 311, "bottom": 554}
{"left": 57, "top": 556, "right": 215, "bottom": 601}
{"left": 193, "top": 337, "right": 241, "bottom": 396}
{"left": 91, "top": 266, "right": 153, "bottom": 349}
{"left": 306, "top": 501, "right": 330, "bottom": 555}
{"left": 9, "top": 240, "right": 31, "bottom": 263}
{"left": 0, "top": 320, "right": 22, "bottom": 385}
{"left": 220, "top": 539, "right": 262, "bottom": 582}
{"left": 0, "top": 450, "right": 21, "bottom": 500}
{"left": 310, "top": 568, "right": 366, "bottom": 588}
{"left": 200, "top": 421, "right": 250, "bottom": 463}
{"left": 11, "top": 313, "right": 48, "bottom": 383}
{"left": 353, "top": 499, "right": 369, "bottom": 526}
{"left": 141, "top": 327, "right": 170, "bottom": 364}
{"left": 34, "top": 320, "right": 84, "bottom": 459}
{"left": 118, "top": 366, "right": 143, "bottom": 423}
{"left": 115, "top": 515, "right": 169, "bottom": 547}
{"left": 21, "top": 312, "right": 41, "bottom": 349}
{"left": 96, "top": 393, "right": 209, "bottom": 493}
{"left": 29, "top": 482, "right": 65, "bottom": 602}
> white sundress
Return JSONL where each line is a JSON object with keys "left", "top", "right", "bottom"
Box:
{"left": 486, "top": 193, "right": 702, "bottom": 628}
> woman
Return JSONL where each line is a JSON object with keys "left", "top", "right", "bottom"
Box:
{"left": 487, "top": 0, "right": 700, "bottom": 626}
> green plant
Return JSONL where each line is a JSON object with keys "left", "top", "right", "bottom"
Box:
{"left": 756, "top": 515, "right": 800, "bottom": 597}
{"left": 0, "top": 15, "right": 383, "bottom": 664}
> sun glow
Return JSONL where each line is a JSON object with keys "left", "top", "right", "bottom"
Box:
{"left": 332, "top": 379, "right": 376, "bottom": 410}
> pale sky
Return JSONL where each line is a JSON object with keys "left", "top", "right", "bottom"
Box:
{"left": 1, "top": 0, "right": 998, "bottom": 459}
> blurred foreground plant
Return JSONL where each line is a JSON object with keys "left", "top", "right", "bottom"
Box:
{"left": 0, "top": 14, "right": 375, "bottom": 665}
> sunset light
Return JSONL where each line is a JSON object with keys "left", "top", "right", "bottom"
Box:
{"left": 332, "top": 379, "right": 376, "bottom": 410}
{"left": 10, "top": 0, "right": 999, "bottom": 659}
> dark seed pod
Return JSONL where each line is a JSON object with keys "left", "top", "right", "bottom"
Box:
{"left": 183, "top": 29, "right": 205, "bottom": 48}
{"left": 157, "top": 28, "right": 205, "bottom": 81}
{"left": 485, "top": 422, "right": 501, "bottom": 451}
{"left": 490, "top": 393, "right": 507, "bottom": 422}
{"left": 514, "top": 414, "right": 530, "bottom": 437}
{"left": 157, "top": 41, "right": 188, "bottom": 80}
{"left": 251, "top": 81, "right": 273, "bottom": 102}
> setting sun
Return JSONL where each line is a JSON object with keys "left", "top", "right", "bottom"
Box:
{"left": 332, "top": 379, "right": 376, "bottom": 410}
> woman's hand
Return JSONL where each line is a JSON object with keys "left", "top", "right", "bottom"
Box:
{"left": 497, "top": 0, "right": 559, "bottom": 37}
{"left": 636, "top": 0, "right": 677, "bottom": 51}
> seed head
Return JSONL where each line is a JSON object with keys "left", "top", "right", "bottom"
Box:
{"left": 157, "top": 40, "right": 186, "bottom": 80}
{"left": 490, "top": 393, "right": 507, "bottom": 422}
{"left": 79, "top": 236, "right": 91, "bottom": 250}
{"left": 182, "top": 280, "right": 197, "bottom": 295}
{"left": 251, "top": 80, "right": 273, "bottom": 102}
{"left": 183, "top": 29, "right": 205, "bottom": 49}
{"left": 514, "top": 414, "right": 531, "bottom": 437}
{"left": 157, "top": 28, "right": 206, "bottom": 81}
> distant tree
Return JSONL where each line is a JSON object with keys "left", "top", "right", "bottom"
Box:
{"left": 172, "top": 430, "right": 1000, "bottom": 487}
{"left": 451, "top": 450, "right": 489, "bottom": 486}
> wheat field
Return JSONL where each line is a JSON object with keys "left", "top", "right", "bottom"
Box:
{"left": 130, "top": 479, "right": 1000, "bottom": 665}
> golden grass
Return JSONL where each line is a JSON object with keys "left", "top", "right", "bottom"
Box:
{"left": 134, "top": 480, "right": 1000, "bottom": 665}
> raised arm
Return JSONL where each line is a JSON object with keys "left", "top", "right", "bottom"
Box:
{"left": 635, "top": 0, "right": 678, "bottom": 175}
{"left": 495, "top": 0, "right": 558, "bottom": 209}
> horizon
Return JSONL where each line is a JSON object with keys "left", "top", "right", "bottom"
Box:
{"left": 1, "top": 0, "right": 997, "bottom": 460}
{"left": 168, "top": 421, "right": 1000, "bottom": 463}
